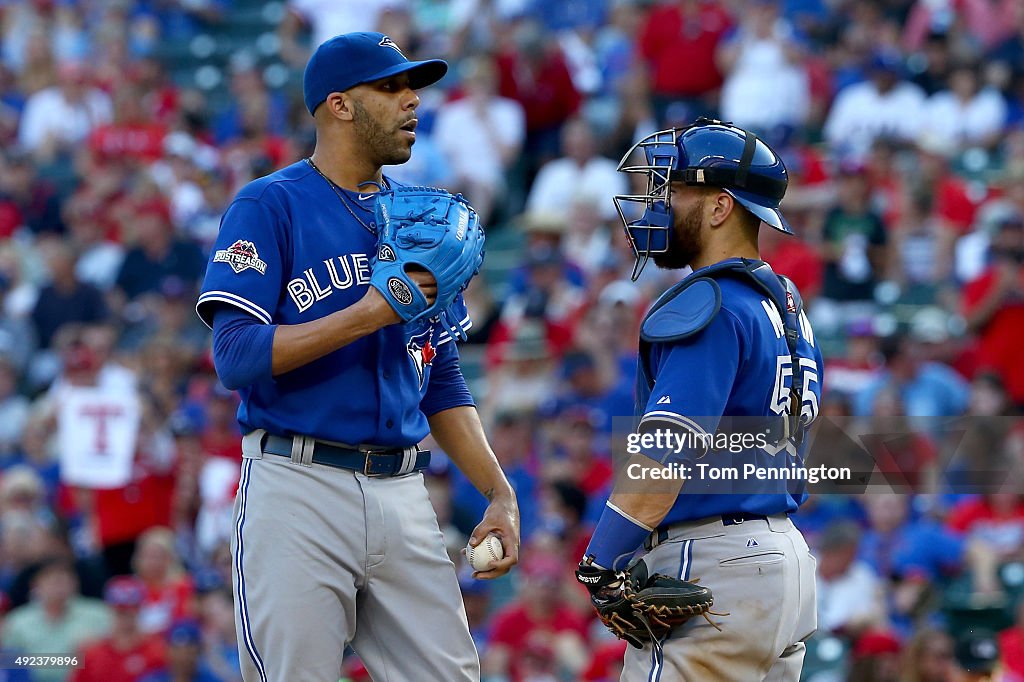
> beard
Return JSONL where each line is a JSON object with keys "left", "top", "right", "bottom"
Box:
{"left": 352, "top": 99, "right": 412, "bottom": 167}
{"left": 652, "top": 197, "right": 705, "bottom": 271}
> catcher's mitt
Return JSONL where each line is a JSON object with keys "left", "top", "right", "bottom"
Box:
{"left": 576, "top": 557, "right": 719, "bottom": 649}
{"left": 370, "top": 186, "right": 484, "bottom": 334}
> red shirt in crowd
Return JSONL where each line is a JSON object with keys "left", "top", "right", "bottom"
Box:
{"left": 496, "top": 50, "right": 580, "bottom": 133}
{"left": 762, "top": 237, "right": 825, "bottom": 301}
{"left": 93, "top": 473, "right": 176, "bottom": 548}
{"left": 872, "top": 171, "right": 984, "bottom": 234}
{"left": 200, "top": 428, "right": 243, "bottom": 460}
{"left": 0, "top": 202, "right": 21, "bottom": 238}
{"left": 999, "top": 624, "right": 1024, "bottom": 680}
{"left": 637, "top": 2, "right": 733, "bottom": 98}
{"left": 489, "top": 603, "right": 588, "bottom": 681}
{"left": 139, "top": 576, "right": 195, "bottom": 634}
{"left": 825, "top": 356, "right": 880, "bottom": 401}
{"left": 574, "top": 457, "right": 613, "bottom": 498}
{"left": 69, "top": 636, "right": 166, "bottom": 682}
{"left": 947, "top": 496, "right": 1024, "bottom": 555}
{"left": 867, "top": 431, "right": 937, "bottom": 493}
{"left": 934, "top": 174, "right": 985, "bottom": 234}
{"left": 484, "top": 318, "right": 575, "bottom": 369}
{"left": 583, "top": 640, "right": 628, "bottom": 681}
{"left": 962, "top": 267, "right": 1024, "bottom": 404}
{"left": 89, "top": 123, "right": 168, "bottom": 163}
{"left": 143, "top": 85, "right": 180, "bottom": 126}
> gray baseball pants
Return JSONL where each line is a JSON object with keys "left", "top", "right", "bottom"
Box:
{"left": 621, "top": 514, "right": 817, "bottom": 682}
{"left": 231, "top": 431, "right": 479, "bottom": 682}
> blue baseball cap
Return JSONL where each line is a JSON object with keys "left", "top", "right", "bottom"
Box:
{"left": 867, "top": 51, "right": 904, "bottom": 76}
{"left": 303, "top": 32, "right": 448, "bottom": 115}
{"left": 167, "top": 619, "right": 203, "bottom": 646}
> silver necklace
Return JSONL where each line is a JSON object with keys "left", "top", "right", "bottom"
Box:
{"left": 305, "top": 157, "right": 387, "bottom": 236}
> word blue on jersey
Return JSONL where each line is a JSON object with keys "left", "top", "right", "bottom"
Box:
{"left": 196, "top": 160, "right": 471, "bottom": 447}
{"left": 636, "top": 258, "right": 824, "bottom": 524}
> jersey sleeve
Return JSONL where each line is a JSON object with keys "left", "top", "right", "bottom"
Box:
{"left": 211, "top": 306, "right": 275, "bottom": 390}
{"left": 435, "top": 293, "right": 473, "bottom": 346}
{"left": 638, "top": 309, "right": 743, "bottom": 460}
{"left": 196, "top": 197, "right": 285, "bottom": 329}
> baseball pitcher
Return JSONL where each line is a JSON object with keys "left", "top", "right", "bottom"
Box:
{"left": 196, "top": 33, "right": 519, "bottom": 682}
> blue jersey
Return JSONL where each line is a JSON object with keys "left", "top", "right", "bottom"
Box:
{"left": 637, "top": 259, "right": 824, "bottom": 523}
{"left": 196, "top": 160, "right": 471, "bottom": 447}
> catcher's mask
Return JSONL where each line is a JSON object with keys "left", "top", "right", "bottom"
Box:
{"left": 613, "top": 118, "right": 792, "bottom": 280}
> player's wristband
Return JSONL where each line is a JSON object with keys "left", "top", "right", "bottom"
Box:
{"left": 583, "top": 501, "right": 654, "bottom": 570}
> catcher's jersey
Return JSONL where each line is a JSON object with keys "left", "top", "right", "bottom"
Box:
{"left": 196, "top": 160, "right": 470, "bottom": 446}
{"left": 638, "top": 260, "right": 823, "bottom": 523}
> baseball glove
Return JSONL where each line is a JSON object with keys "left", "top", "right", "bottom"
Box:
{"left": 576, "top": 557, "right": 719, "bottom": 649}
{"left": 370, "top": 186, "right": 484, "bottom": 334}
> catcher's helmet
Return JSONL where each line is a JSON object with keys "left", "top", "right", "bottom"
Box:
{"left": 614, "top": 118, "right": 791, "bottom": 280}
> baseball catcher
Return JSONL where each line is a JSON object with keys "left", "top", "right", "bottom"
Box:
{"left": 578, "top": 118, "right": 821, "bottom": 681}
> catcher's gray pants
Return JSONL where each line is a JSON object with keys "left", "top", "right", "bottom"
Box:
{"left": 621, "top": 514, "right": 816, "bottom": 682}
{"left": 231, "top": 437, "right": 479, "bottom": 682}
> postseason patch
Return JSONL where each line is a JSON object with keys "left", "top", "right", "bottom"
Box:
{"left": 214, "top": 240, "right": 268, "bottom": 275}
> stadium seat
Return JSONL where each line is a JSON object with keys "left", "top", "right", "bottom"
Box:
{"left": 800, "top": 633, "right": 849, "bottom": 681}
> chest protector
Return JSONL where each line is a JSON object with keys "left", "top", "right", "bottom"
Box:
{"left": 639, "top": 258, "right": 809, "bottom": 445}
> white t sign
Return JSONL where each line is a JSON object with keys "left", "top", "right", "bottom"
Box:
{"left": 59, "top": 387, "right": 140, "bottom": 488}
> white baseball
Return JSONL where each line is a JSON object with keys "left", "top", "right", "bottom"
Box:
{"left": 466, "top": 535, "right": 504, "bottom": 572}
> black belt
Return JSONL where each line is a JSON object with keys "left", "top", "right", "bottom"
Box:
{"left": 721, "top": 513, "right": 769, "bottom": 526}
{"left": 261, "top": 434, "right": 430, "bottom": 477}
{"left": 644, "top": 513, "right": 770, "bottom": 550}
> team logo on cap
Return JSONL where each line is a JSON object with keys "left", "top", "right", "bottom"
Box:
{"left": 406, "top": 327, "right": 436, "bottom": 387}
{"left": 213, "top": 240, "right": 267, "bottom": 275}
{"left": 379, "top": 35, "right": 405, "bottom": 56}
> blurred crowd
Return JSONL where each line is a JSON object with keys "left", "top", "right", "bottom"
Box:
{"left": 1, "top": 0, "right": 1024, "bottom": 680}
